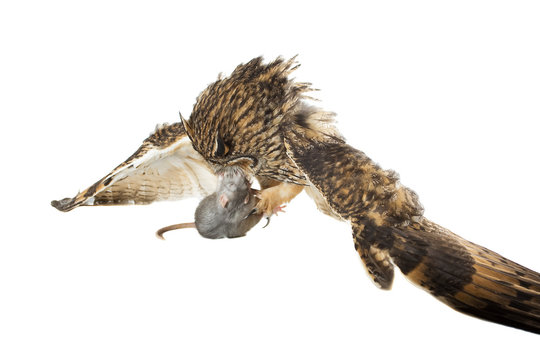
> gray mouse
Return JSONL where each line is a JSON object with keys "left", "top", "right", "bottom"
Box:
{"left": 156, "top": 168, "right": 263, "bottom": 239}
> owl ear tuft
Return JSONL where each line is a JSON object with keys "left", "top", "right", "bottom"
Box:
{"left": 179, "top": 112, "right": 195, "bottom": 142}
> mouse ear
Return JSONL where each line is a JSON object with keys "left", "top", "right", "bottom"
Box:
{"left": 219, "top": 194, "right": 229, "bottom": 208}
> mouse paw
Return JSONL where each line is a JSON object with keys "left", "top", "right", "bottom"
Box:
{"left": 273, "top": 204, "right": 286, "bottom": 215}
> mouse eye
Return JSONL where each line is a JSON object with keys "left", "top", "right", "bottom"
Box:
{"left": 213, "top": 133, "right": 229, "bottom": 157}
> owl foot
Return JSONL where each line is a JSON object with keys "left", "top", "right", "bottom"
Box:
{"left": 255, "top": 182, "right": 303, "bottom": 216}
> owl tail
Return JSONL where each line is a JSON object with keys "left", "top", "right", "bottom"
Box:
{"left": 387, "top": 220, "right": 540, "bottom": 334}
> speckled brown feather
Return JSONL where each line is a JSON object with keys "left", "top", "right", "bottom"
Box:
{"left": 184, "top": 57, "right": 333, "bottom": 184}
{"left": 285, "top": 131, "right": 540, "bottom": 334}
{"left": 283, "top": 132, "right": 424, "bottom": 225}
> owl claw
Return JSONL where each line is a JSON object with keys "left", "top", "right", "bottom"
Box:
{"left": 255, "top": 190, "right": 277, "bottom": 216}
{"left": 255, "top": 183, "right": 302, "bottom": 216}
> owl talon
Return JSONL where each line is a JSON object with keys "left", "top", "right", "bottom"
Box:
{"left": 255, "top": 183, "right": 302, "bottom": 216}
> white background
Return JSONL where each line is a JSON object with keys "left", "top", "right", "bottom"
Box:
{"left": 1, "top": 1, "right": 539, "bottom": 359}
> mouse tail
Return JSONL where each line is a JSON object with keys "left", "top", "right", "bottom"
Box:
{"left": 156, "top": 222, "right": 196, "bottom": 240}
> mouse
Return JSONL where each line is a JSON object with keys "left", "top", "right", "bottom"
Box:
{"left": 156, "top": 168, "right": 263, "bottom": 240}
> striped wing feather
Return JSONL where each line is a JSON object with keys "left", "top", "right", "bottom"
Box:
{"left": 285, "top": 131, "right": 540, "bottom": 334}
{"left": 51, "top": 123, "right": 216, "bottom": 212}
{"left": 392, "top": 220, "right": 540, "bottom": 334}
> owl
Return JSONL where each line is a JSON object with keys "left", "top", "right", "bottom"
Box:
{"left": 52, "top": 57, "right": 540, "bottom": 334}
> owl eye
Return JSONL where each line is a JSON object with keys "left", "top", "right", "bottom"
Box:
{"left": 214, "top": 134, "right": 229, "bottom": 157}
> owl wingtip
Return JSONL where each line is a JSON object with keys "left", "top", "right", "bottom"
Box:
{"left": 51, "top": 197, "right": 76, "bottom": 212}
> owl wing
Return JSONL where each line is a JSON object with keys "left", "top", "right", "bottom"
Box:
{"left": 284, "top": 131, "right": 540, "bottom": 334}
{"left": 51, "top": 122, "right": 217, "bottom": 212}
{"left": 392, "top": 220, "right": 540, "bottom": 334}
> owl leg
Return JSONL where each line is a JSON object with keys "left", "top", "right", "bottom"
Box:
{"left": 255, "top": 182, "right": 303, "bottom": 216}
